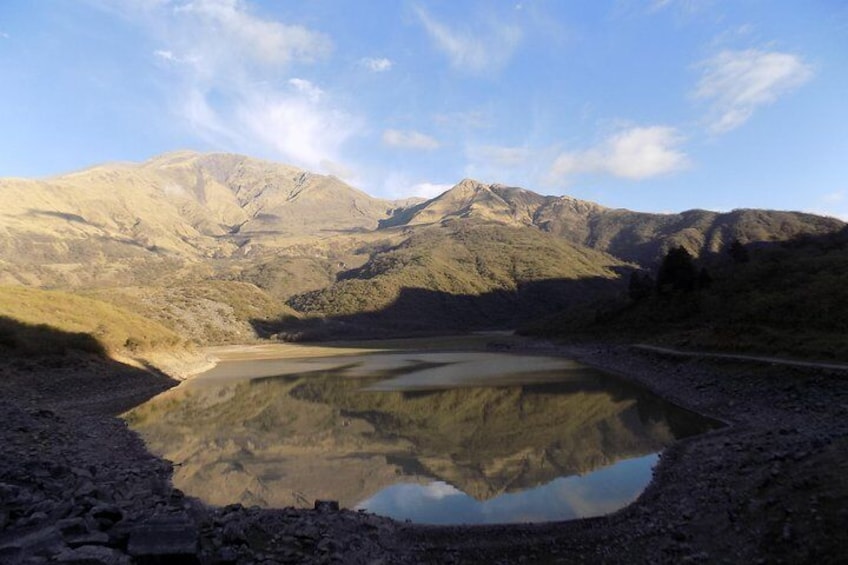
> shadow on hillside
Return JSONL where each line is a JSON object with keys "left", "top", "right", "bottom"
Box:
{"left": 0, "top": 315, "right": 107, "bottom": 356}
{"left": 0, "top": 316, "right": 177, "bottom": 415}
{"left": 250, "top": 276, "right": 625, "bottom": 342}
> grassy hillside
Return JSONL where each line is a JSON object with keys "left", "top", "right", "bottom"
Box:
{"left": 523, "top": 228, "right": 848, "bottom": 360}
{"left": 1, "top": 154, "right": 843, "bottom": 347}
{"left": 0, "top": 286, "right": 185, "bottom": 356}
{"left": 86, "top": 281, "right": 300, "bottom": 345}
{"left": 284, "top": 221, "right": 630, "bottom": 335}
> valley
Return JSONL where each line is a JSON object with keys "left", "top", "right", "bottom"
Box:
{"left": 1, "top": 151, "right": 847, "bottom": 563}
{"left": 1, "top": 151, "right": 844, "bottom": 355}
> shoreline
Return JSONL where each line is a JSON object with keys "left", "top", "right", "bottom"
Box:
{"left": 1, "top": 340, "right": 846, "bottom": 563}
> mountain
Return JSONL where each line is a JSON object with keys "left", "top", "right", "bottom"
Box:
{"left": 1, "top": 151, "right": 843, "bottom": 343}
{"left": 0, "top": 151, "right": 416, "bottom": 287}
{"left": 394, "top": 179, "right": 843, "bottom": 266}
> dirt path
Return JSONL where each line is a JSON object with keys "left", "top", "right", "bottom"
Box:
{"left": 633, "top": 343, "right": 848, "bottom": 372}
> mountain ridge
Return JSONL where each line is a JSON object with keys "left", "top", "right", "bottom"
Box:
{"left": 1, "top": 151, "right": 844, "bottom": 342}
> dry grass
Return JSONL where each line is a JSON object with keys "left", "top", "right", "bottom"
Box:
{"left": 0, "top": 285, "right": 184, "bottom": 355}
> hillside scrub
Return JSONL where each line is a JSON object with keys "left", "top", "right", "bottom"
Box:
{"left": 523, "top": 229, "right": 848, "bottom": 360}
{"left": 288, "top": 222, "right": 627, "bottom": 318}
{"left": 86, "top": 280, "right": 300, "bottom": 345}
{"left": 0, "top": 286, "right": 185, "bottom": 356}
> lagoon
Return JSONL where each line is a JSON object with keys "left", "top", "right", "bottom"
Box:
{"left": 125, "top": 343, "right": 716, "bottom": 525}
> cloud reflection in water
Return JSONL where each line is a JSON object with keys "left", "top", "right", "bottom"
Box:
{"left": 356, "top": 453, "right": 659, "bottom": 525}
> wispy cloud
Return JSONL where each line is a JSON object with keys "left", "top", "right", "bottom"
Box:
{"left": 469, "top": 145, "right": 532, "bottom": 168}
{"left": 170, "top": 0, "right": 331, "bottom": 68}
{"left": 380, "top": 171, "right": 450, "bottom": 199}
{"left": 153, "top": 49, "right": 198, "bottom": 65}
{"left": 415, "top": 7, "right": 522, "bottom": 74}
{"left": 434, "top": 110, "right": 492, "bottom": 130}
{"left": 410, "top": 182, "right": 452, "bottom": 199}
{"left": 647, "top": 0, "right": 723, "bottom": 18}
{"left": 814, "top": 190, "right": 848, "bottom": 221}
{"left": 648, "top": 0, "right": 705, "bottom": 13}
{"left": 237, "top": 84, "right": 360, "bottom": 173}
{"left": 360, "top": 57, "right": 393, "bottom": 72}
{"left": 695, "top": 48, "right": 814, "bottom": 134}
{"left": 823, "top": 190, "right": 845, "bottom": 203}
{"left": 464, "top": 144, "right": 547, "bottom": 187}
{"left": 93, "top": 0, "right": 358, "bottom": 174}
{"left": 382, "top": 129, "right": 440, "bottom": 150}
{"left": 549, "top": 126, "right": 690, "bottom": 183}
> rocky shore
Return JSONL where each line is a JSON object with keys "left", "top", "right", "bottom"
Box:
{"left": 1, "top": 344, "right": 846, "bottom": 563}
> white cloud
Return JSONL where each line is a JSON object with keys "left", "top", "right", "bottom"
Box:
{"left": 823, "top": 190, "right": 845, "bottom": 203}
{"left": 415, "top": 7, "right": 522, "bottom": 73}
{"left": 434, "top": 110, "right": 491, "bottom": 130}
{"left": 0, "top": 31, "right": 9, "bottom": 39}
{"left": 153, "top": 49, "right": 199, "bottom": 65}
{"left": 648, "top": 0, "right": 714, "bottom": 15}
{"left": 410, "top": 182, "right": 452, "bottom": 199}
{"left": 235, "top": 86, "right": 360, "bottom": 173}
{"left": 420, "top": 481, "right": 463, "bottom": 500}
{"left": 288, "top": 78, "right": 323, "bottom": 102}
{"left": 695, "top": 48, "right": 814, "bottom": 134}
{"left": 93, "top": 0, "right": 360, "bottom": 175}
{"left": 154, "top": 49, "right": 177, "bottom": 62}
{"left": 382, "top": 129, "right": 440, "bottom": 150}
{"left": 380, "top": 171, "right": 451, "bottom": 199}
{"left": 468, "top": 145, "right": 531, "bottom": 168}
{"left": 171, "top": 0, "right": 331, "bottom": 68}
{"left": 360, "top": 57, "right": 393, "bottom": 72}
{"left": 813, "top": 191, "right": 848, "bottom": 221}
{"left": 550, "top": 126, "right": 690, "bottom": 182}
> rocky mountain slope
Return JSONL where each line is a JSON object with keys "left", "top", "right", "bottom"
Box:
{"left": 0, "top": 151, "right": 843, "bottom": 341}
{"left": 0, "top": 151, "right": 416, "bottom": 287}
{"left": 397, "top": 178, "right": 842, "bottom": 265}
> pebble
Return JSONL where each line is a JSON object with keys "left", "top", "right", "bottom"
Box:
{"left": 2, "top": 347, "right": 848, "bottom": 564}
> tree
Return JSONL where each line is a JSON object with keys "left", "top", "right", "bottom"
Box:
{"left": 657, "top": 246, "right": 697, "bottom": 293}
{"left": 628, "top": 271, "right": 654, "bottom": 301}
{"left": 728, "top": 238, "right": 749, "bottom": 263}
{"left": 698, "top": 267, "right": 713, "bottom": 290}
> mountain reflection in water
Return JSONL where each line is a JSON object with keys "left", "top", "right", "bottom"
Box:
{"left": 124, "top": 351, "right": 716, "bottom": 524}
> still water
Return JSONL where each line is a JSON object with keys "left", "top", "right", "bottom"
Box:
{"left": 125, "top": 346, "right": 716, "bottom": 525}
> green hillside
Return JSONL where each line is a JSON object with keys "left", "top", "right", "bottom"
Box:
{"left": 283, "top": 221, "right": 629, "bottom": 336}
{"left": 523, "top": 228, "right": 848, "bottom": 360}
{"left": 1, "top": 153, "right": 844, "bottom": 349}
{"left": 0, "top": 286, "right": 185, "bottom": 356}
{"left": 86, "top": 280, "right": 300, "bottom": 345}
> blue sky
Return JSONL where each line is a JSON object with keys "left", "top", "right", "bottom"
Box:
{"left": 1, "top": 1, "right": 846, "bottom": 217}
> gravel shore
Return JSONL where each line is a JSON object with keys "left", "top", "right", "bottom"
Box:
{"left": 1, "top": 343, "right": 846, "bottom": 563}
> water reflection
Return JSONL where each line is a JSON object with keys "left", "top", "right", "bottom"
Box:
{"left": 357, "top": 454, "right": 659, "bottom": 525}
{"left": 124, "top": 351, "right": 716, "bottom": 524}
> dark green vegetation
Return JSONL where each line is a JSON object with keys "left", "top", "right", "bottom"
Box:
{"left": 280, "top": 222, "right": 626, "bottom": 338}
{"left": 524, "top": 227, "right": 848, "bottom": 360}
{"left": 1, "top": 151, "right": 844, "bottom": 355}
